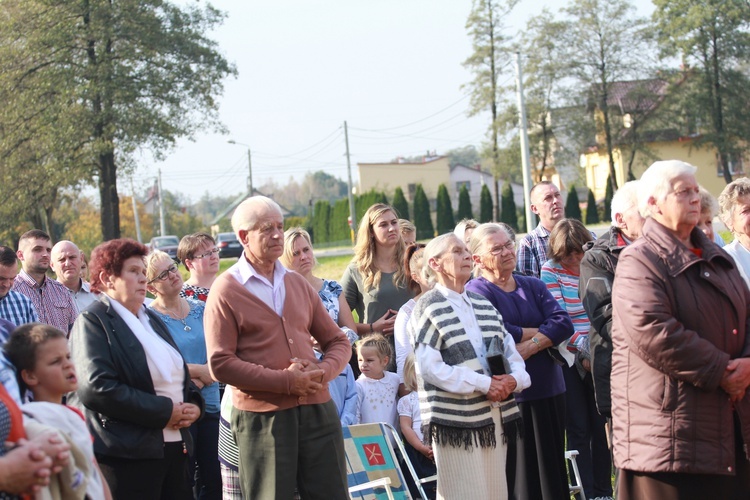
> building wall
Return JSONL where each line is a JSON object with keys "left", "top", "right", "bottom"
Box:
{"left": 357, "top": 157, "right": 451, "bottom": 202}
{"left": 583, "top": 138, "right": 739, "bottom": 200}
{"left": 450, "top": 165, "right": 493, "bottom": 210}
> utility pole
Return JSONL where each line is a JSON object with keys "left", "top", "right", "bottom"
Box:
{"left": 344, "top": 121, "right": 357, "bottom": 240}
{"left": 158, "top": 169, "right": 166, "bottom": 236}
{"left": 130, "top": 176, "right": 142, "bottom": 243}
{"left": 228, "top": 140, "right": 253, "bottom": 197}
{"left": 515, "top": 52, "right": 534, "bottom": 234}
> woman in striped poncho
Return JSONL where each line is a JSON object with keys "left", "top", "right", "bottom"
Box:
{"left": 409, "top": 233, "right": 530, "bottom": 500}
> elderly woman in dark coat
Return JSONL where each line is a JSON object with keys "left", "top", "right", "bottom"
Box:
{"left": 68, "top": 239, "right": 203, "bottom": 500}
{"left": 612, "top": 160, "right": 750, "bottom": 499}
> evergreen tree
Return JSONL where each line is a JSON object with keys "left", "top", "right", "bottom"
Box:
{"left": 412, "top": 184, "right": 434, "bottom": 240}
{"left": 500, "top": 182, "right": 518, "bottom": 231}
{"left": 312, "top": 200, "right": 331, "bottom": 244}
{"left": 479, "top": 184, "right": 494, "bottom": 223}
{"left": 565, "top": 186, "right": 582, "bottom": 221}
{"left": 436, "top": 184, "right": 456, "bottom": 234}
{"left": 392, "top": 187, "right": 410, "bottom": 220}
{"left": 456, "top": 184, "right": 474, "bottom": 221}
{"left": 603, "top": 175, "right": 614, "bottom": 222}
{"left": 585, "top": 189, "right": 600, "bottom": 224}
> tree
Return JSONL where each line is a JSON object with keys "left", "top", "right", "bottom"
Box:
{"left": 446, "top": 145, "right": 481, "bottom": 169}
{"left": 565, "top": 186, "right": 583, "bottom": 221}
{"left": 412, "top": 185, "right": 434, "bottom": 240}
{"left": 559, "top": 0, "right": 653, "bottom": 193}
{"left": 0, "top": 0, "right": 236, "bottom": 241}
{"left": 654, "top": 0, "right": 750, "bottom": 184}
{"left": 585, "top": 189, "right": 600, "bottom": 224}
{"left": 457, "top": 185, "right": 474, "bottom": 221}
{"left": 436, "top": 184, "right": 456, "bottom": 234}
{"left": 392, "top": 187, "right": 410, "bottom": 220}
{"left": 312, "top": 201, "right": 331, "bottom": 244}
{"left": 479, "top": 184, "right": 494, "bottom": 223}
{"left": 464, "top": 0, "right": 518, "bottom": 221}
{"left": 603, "top": 175, "right": 614, "bottom": 222}
{"left": 500, "top": 182, "right": 518, "bottom": 231}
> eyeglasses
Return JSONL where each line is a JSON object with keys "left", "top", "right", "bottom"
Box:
{"left": 193, "top": 248, "right": 220, "bottom": 259}
{"left": 483, "top": 241, "right": 515, "bottom": 256}
{"left": 669, "top": 186, "right": 700, "bottom": 199}
{"left": 148, "top": 265, "right": 179, "bottom": 284}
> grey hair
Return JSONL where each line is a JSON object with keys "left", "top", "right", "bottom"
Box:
{"left": 610, "top": 180, "right": 640, "bottom": 225}
{"left": 454, "top": 219, "right": 478, "bottom": 241}
{"left": 231, "top": 196, "right": 282, "bottom": 235}
{"left": 421, "top": 233, "right": 462, "bottom": 286}
{"left": 637, "top": 160, "right": 697, "bottom": 218}
{"left": 699, "top": 186, "right": 719, "bottom": 218}
{"left": 468, "top": 223, "right": 515, "bottom": 255}
{"left": 719, "top": 177, "right": 750, "bottom": 232}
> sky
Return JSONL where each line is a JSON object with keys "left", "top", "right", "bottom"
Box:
{"left": 137, "top": 0, "right": 656, "bottom": 202}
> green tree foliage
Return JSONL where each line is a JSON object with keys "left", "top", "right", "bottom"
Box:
{"left": 457, "top": 185, "right": 474, "bottom": 221}
{"left": 355, "top": 190, "right": 389, "bottom": 226}
{"left": 653, "top": 0, "right": 750, "bottom": 184}
{"left": 412, "top": 185, "right": 434, "bottom": 240}
{"left": 565, "top": 186, "right": 583, "bottom": 221}
{"left": 392, "top": 187, "right": 410, "bottom": 220}
{"left": 312, "top": 201, "right": 331, "bottom": 244}
{"left": 0, "top": 0, "right": 236, "bottom": 241}
{"left": 446, "top": 145, "right": 481, "bottom": 168}
{"left": 480, "top": 184, "right": 494, "bottom": 223}
{"left": 603, "top": 175, "right": 614, "bottom": 222}
{"left": 585, "top": 189, "right": 600, "bottom": 224}
{"left": 436, "top": 184, "right": 456, "bottom": 234}
{"left": 559, "top": 0, "right": 652, "bottom": 194}
{"left": 500, "top": 182, "right": 518, "bottom": 231}
{"left": 464, "top": 0, "right": 518, "bottom": 220}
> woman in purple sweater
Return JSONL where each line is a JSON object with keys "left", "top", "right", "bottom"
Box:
{"left": 466, "top": 223, "right": 573, "bottom": 500}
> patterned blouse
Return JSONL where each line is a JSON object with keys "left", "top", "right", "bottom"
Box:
{"left": 180, "top": 283, "right": 210, "bottom": 303}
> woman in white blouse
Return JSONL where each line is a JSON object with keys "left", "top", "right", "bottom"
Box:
{"left": 410, "top": 233, "right": 529, "bottom": 500}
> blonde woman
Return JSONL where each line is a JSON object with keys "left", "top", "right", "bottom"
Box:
{"left": 341, "top": 204, "right": 413, "bottom": 371}
{"left": 280, "top": 227, "right": 358, "bottom": 345}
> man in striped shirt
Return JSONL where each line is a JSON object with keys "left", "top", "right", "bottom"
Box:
{"left": 12, "top": 230, "right": 77, "bottom": 334}
{"left": 0, "top": 246, "right": 38, "bottom": 336}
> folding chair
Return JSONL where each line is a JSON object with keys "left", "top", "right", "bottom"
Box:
{"left": 343, "top": 423, "right": 411, "bottom": 499}
{"left": 343, "top": 423, "right": 437, "bottom": 500}
{"left": 565, "top": 449, "right": 586, "bottom": 500}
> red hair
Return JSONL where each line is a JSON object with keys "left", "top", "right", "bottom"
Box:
{"left": 89, "top": 239, "right": 149, "bottom": 293}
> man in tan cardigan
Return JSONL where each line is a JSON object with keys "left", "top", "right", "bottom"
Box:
{"left": 204, "top": 196, "right": 351, "bottom": 499}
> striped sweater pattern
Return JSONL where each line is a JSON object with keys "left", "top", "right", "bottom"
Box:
{"left": 410, "top": 289, "right": 508, "bottom": 449}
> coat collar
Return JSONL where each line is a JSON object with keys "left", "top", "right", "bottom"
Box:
{"left": 641, "top": 218, "right": 733, "bottom": 277}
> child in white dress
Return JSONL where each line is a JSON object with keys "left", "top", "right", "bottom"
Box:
{"left": 355, "top": 334, "right": 399, "bottom": 431}
{"left": 398, "top": 354, "right": 436, "bottom": 499}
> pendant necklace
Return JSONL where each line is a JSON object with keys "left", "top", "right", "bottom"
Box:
{"left": 165, "top": 300, "right": 191, "bottom": 331}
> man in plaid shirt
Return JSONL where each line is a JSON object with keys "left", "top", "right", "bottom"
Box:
{"left": 12, "top": 229, "right": 77, "bottom": 334}
{"left": 0, "top": 246, "right": 38, "bottom": 334}
{"left": 516, "top": 181, "right": 565, "bottom": 278}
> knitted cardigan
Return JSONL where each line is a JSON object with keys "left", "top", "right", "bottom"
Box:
{"left": 410, "top": 288, "right": 520, "bottom": 449}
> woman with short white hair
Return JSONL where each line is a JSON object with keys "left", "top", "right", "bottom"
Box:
{"left": 410, "top": 232, "right": 530, "bottom": 499}
{"left": 719, "top": 177, "right": 750, "bottom": 288}
{"left": 612, "top": 160, "right": 750, "bottom": 499}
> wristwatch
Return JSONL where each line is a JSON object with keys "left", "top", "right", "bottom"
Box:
{"left": 531, "top": 337, "right": 541, "bottom": 349}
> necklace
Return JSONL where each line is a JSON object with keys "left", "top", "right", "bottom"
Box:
{"left": 161, "top": 299, "right": 191, "bottom": 331}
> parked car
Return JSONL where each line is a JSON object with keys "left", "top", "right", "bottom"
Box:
{"left": 149, "top": 235, "right": 180, "bottom": 260}
{"left": 217, "top": 232, "right": 243, "bottom": 258}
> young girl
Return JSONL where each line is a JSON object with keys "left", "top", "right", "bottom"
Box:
{"left": 398, "top": 354, "right": 436, "bottom": 500}
{"left": 4, "top": 323, "right": 112, "bottom": 500}
{"left": 355, "top": 334, "right": 399, "bottom": 430}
